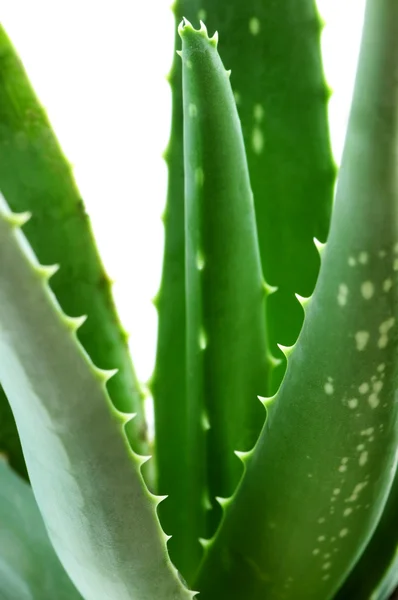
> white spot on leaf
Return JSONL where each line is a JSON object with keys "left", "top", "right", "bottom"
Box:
{"left": 347, "top": 398, "right": 358, "bottom": 409}
{"left": 361, "top": 281, "right": 375, "bottom": 300}
{"left": 324, "top": 382, "right": 334, "bottom": 395}
{"left": 252, "top": 127, "right": 264, "bottom": 154}
{"left": 383, "top": 279, "right": 393, "bottom": 292}
{"left": 339, "top": 528, "right": 349, "bottom": 538}
{"left": 249, "top": 17, "right": 261, "bottom": 35}
{"left": 253, "top": 104, "right": 264, "bottom": 122}
{"left": 359, "top": 383, "right": 369, "bottom": 395}
{"left": 338, "top": 283, "right": 349, "bottom": 306}
{"left": 355, "top": 331, "right": 369, "bottom": 351}
{"left": 189, "top": 103, "right": 198, "bottom": 118}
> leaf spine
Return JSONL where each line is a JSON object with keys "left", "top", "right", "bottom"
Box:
{"left": 276, "top": 343, "right": 295, "bottom": 358}
{"left": 210, "top": 31, "right": 219, "bottom": 47}
{"left": 199, "top": 537, "right": 212, "bottom": 550}
{"left": 93, "top": 366, "right": 119, "bottom": 383}
{"left": 178, "top": 17, "right": 193, "bottom": 37}
{"left": 150, "top": 493, "right": 168, "bottom": 507}
{"left": 234, "top": 449, "right": 253, "bottom": 464}
{"left": 215, "top": 496, "right": 231, "bottom": 510}
{"left": 263, "top": 281, "right": 278, "bottom": 296}
{"left": 135, "top": 454, "right": 152, "bottom": 468}
{"left": 258, "top": 393, "right": 277, "bottom": 408}
{"left": 199, "top": 20, "right": 208, "bottom": 37}
{"left": 295, "top": 292, "right": 311, "bottom": 311}
{"left": 5, "top": 211, "right": 31, "bottom": 228}
{"left": 35, "top": 263, "right": 60, "bottom": 280}
{"left": 117, "top": 411, "right": 137, "bottom": 426}
{"left": 268, "top": 353, "right": 283, "bottom": 368}
{"left": 64, "top": 314, "right": 88, "bottom": 332}
{"left": 313, "top": 236, "right": 326, "bottom": 256}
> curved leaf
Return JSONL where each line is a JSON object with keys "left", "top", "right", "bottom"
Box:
{"left": 196, "top": 1, "right": 398, "bottom": 597}
{"left": 0, "top": 24, "right": 148, "bottom": 469}
{"left": 0, "top": 195, "right": 194, "bottom": 600}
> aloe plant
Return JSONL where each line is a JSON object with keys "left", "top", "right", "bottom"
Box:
{"left": 1, "top": 0, "right": 398, "bottom": 599}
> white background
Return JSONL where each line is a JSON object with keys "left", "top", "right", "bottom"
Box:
{"left": 2, "top": 0, "right": 366, "bottom": 384}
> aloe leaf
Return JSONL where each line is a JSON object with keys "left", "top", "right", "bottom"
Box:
{"left": 0, "top": 196, "right": 194, "bottom": 600}
{"left": 0, "top": 458, "right": 82, "bottom": 600}
{"left": 151, "top": 15, "right": 189, "bottom": 571}
{"left": 196, "top": 1, "right": 398, "bottom": 598}
{"left": 153, "top": 0, "right": 333, "bottom": 569}
{"left": 171, "top": 0, "right": 334, "bottom": 392}
{"left": 155, "top": 21, "right": 270, "bottom": 584}
{"left": 335, "top": 470, "right": 398, "bottom": 599}
{"left": 0, "top": 24, "right": 148, "bottom": 463}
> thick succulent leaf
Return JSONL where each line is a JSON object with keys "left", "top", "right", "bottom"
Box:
{"left": 151, "top": 17, "right": 189, "bottom": 571}
{"left": 0, "top": 458, "right": 82, "bottom": 600}
{"left": 0, "top": 24, "right": 147, "bottom": 464}
{"left": 153, "top": 0, "right": 333, "bottom": 572}
{"left": 196, "top": 1, "right": 398, "bottom": 598}
{"left": 171, "top": 0, "right": 334, "bottom": 392}
{"left": 156, "top": 21, "right": 269, "bottom": 584}
{"left": 0, "top": 196, "right": 194, "bottom": 600}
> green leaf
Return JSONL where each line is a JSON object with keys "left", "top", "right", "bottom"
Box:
{"left": 171, "top": 0, "right": 335, "bottom": 392}
{"left": 155, "top": 21, "right": 270, "bottom": 584}
{"left": 0, "top": 196, "right": 194, "bottom": 600}
{"left": 151, "top": 17, "right": 190, "bottom": 575}
{"left": 0, "top": 458, "right": 82, "bottom": 600}
{"left": 0, "top": 24, "right": 148, "bottom": 465}
{"left": 153, "top": 0, "right": 333, "bottom": 570}
{"left": 196, "top": 1, "right": 398, "bottom": 597}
